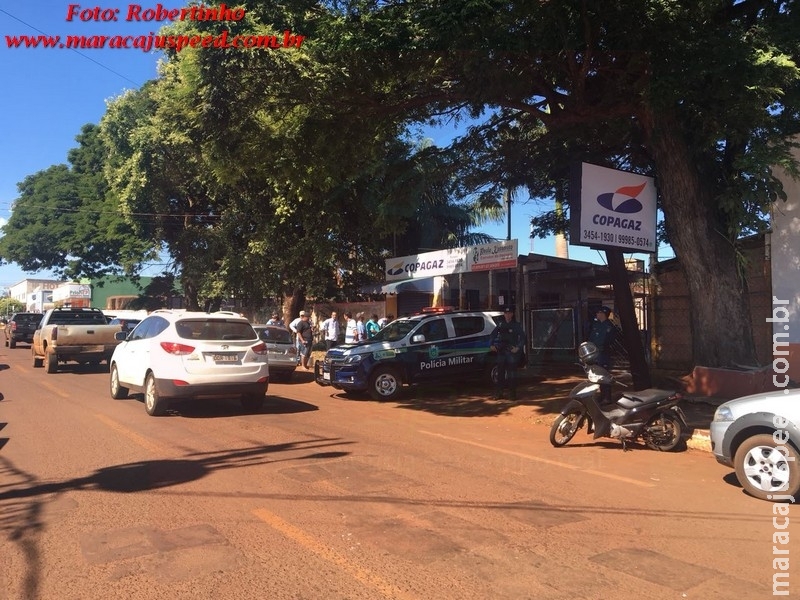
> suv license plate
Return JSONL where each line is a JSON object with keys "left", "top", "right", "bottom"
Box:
{"left": 213, "top": 354, "right": 239, "bottom": 362}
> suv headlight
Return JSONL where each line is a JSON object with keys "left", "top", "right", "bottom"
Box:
{"left": 343, "top": 354, "right": 363, "bottom": 364}
{"left": 713, "top": 406, "right": 734, "bottom": 422}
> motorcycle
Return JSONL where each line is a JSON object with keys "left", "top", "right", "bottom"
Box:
{"left": 549, "top": 342, "right": 687, "bottom": 451}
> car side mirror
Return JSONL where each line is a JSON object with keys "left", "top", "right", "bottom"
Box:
{"left": 411, "top": 334, "right": 426, "bottom": 343}
{"left": 115, "top": 331, "right": 128, "bottom": 341}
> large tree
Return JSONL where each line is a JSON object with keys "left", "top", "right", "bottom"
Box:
{"left": 0, "top": 124, "right": 152, "bottom": 280}
{"left": 311, "top": 0, "right": 800, "bottom": 367}
{"left": 101, "top": 4, "right": 498, "bottom": 316}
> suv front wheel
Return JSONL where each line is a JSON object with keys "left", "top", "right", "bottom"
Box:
{"left": 734, "top": 434, "right": 800, "bottom": 501}
{"left": 368, "top": 368, "right": 402, "bottom": 401}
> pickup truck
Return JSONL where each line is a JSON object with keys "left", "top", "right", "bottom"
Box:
{"left": 5, "top": 312, "right": 42, "bottom": 349}
{"left": 32, "top": 307, "right": 123, "bottom": 373}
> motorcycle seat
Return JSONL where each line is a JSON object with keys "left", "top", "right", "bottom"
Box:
{"left": 617, "top": 389, "right": 676, "bottom": 408}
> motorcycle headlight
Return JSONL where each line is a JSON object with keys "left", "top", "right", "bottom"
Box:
{"left": 343, "top": 354, "right": 363, "bottom": 364}
{"left": 713, "top": 406, "right": 734, "bottom": 422}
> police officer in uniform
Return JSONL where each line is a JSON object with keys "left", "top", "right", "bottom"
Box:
{"left": 588, "top": 305, "right": 616, "bottom": 404}
{"left": 490, "top": 306, "right": 526, "bottom": 400}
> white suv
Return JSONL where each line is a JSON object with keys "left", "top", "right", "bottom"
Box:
{"left": 109, "top": 310, "right": 270, "bottom": 416}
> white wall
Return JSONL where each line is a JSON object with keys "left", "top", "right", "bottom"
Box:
{"left": 771, "top": 150, "right": 800, "bottom": 381}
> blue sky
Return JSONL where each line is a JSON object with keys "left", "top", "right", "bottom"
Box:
{"left": 0, "top": 2, "right": 666, "bottom": 290}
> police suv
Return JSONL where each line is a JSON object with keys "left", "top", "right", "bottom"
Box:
{"left": 314, "top": 309, "right": 505, "bottom": 400}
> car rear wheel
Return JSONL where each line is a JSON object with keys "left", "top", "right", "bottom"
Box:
{"left": 9, "top": 339, "right": 16, "bottom": 349}
{"left": 45, "top": 351, "right": 58, "bottom": 374}
{"left": 368, "top": 368, "right": 402, "bottom": 401}
{"left": 110, "top": 364, "right": 129, "bottom": 399}
{"left": 144, "top": 373, "right": 167, "bottom": 416}
{"left": 734, "top": 434, "right": 800, "bottom": 501}
{"left": 32, "top": 349, "right": 43, "bottom": 368}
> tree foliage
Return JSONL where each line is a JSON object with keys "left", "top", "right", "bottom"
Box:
{"left": 307, "top": 0, "right": 800, "bottom": 367}
{"left": 100, "top": 3, "right": 494, "bottom": 314}
{"left": 0, "top": 124, "right": 153, "bottom": 280}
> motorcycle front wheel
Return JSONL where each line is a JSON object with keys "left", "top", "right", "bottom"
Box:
{"left": 643, "top": 412, "right": 683, "bottom": 451}
{"left": 549, "top": 411, "right": 582, "bottom": 447}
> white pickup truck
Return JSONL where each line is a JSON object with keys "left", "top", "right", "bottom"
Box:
{"left": 32, "top": 307, "right": 123, "bottom": 373}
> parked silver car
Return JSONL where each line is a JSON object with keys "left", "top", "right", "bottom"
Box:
{"left": 253, "top": 325, "right": 297, "bottom": 382}
{"left": 710, "top": 388, "right": 800, "bottom": 501}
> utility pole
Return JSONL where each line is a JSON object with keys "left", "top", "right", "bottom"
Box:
{"left": 504, "top": 189, "right": 513, "bottom": 308}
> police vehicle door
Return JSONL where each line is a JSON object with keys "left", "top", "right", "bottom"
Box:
{"left": 409, "top": 317, "right": 454, "bottom": 382}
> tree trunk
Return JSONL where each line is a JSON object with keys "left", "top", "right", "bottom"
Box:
{"left": 606, "top": 249, "right": 651, "bottom": 389}
{"left": 284, "top": 288, "right": 306, "bottom": 323}
{"left": 640, "top": 109, "right": 758, "bottom": 368}
{"left": 182, "top": 276, "right": 201, "bottom": 311}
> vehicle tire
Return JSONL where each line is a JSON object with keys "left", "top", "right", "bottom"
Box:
{"left": 144, "top": 373, "right": 167, "bottom": 416}
{"left": 9, "top": 338, "right": 16, "bottom": 349}
{"left": 549, "top": 411, "right": 583, "bottom": 447}
{"left": 643, "top": 412, "right": 683, "bottom": 451}
{"left": 734, "top": 434, "right": 800, "bottom": 501}
{"left": 110, "top": 364, "right": 129, "bottom": 399}
{"left": 32, "top": 350, "right": 43, "bottom": 368}
{"left": 489, "top": 364, "right": 500, "bottom": 386}
{"left": 241, "top": 393, "right": 265, "bottom": 413}
{"left": 368, "top": 368, "right": 402, "bottom": 401}
{"left": 44, "top": 351, "right": 58, "bottom": 374}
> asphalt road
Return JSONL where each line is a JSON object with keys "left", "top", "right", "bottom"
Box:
{"left": 0, "top": 342, "right": 793, "bottom": 600}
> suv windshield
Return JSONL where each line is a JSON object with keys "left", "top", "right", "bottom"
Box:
{"left": 369, "top": 319, "right": 419, "bottom": 343}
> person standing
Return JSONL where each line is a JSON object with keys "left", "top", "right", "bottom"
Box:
{"left": 344, "top": 312, "right": 358, "bottom": 344}
{"left": 321, "top": 311, "right": 341, "bottom": 350}
{"left": 489, "top": 306, "right": 526, "bottom": 401}
{"left": 366, "top": 314, "right": 381, "bottom": 339}
{"left": 588, "top": 306, "right": 616, "bottom": 404}
{"left": 356, "top": 312, "right": 367, "bottom": 342}
{"left": 377, "top": 314, "right": 392, "bottom": 329}
{"left": 295, "top": 312, "right": 314, "bottom": 370}
{"left": 266, "top": 312, "right": 284, "bottom": 327}
{"left": 289, "top": 310, "right": 306, "bottom": 364}
{"left": 588, "top": 306, "right": 616, "bottom": 370}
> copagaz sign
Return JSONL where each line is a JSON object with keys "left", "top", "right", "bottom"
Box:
{"left": 569, "top": 162, "right": 657, "bottom": 253}
{"left": 385, "top": 240, "right": 519, "bottom": 282}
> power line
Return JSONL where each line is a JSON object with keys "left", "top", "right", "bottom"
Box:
{"left": 0, "top": 7, "right": 143, "bottom": 87}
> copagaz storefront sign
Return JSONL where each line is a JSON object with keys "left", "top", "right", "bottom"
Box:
{"left": 569, "top": 162, "right": 657, "bottom": 253}
{"left": 385, "top": 240, "right": 519, "bottom": 282}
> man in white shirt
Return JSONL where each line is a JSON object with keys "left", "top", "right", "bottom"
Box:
{"left": 289, "top": 310, "right": 306, "bottom": 363}
{"left": 321, "top": 311, "right": 340, "bottom": 350}
{"left": 344, "top": 312, "right": 358, "bottom": 344}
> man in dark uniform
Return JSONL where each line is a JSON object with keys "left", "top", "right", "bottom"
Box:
{"left": 588, "top": 306, "right": 616, "bottom": 404}
{"left": 490, "top": 306, "right": 526, "bottom": 400}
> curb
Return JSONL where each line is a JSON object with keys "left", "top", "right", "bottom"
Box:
{"left": 686, "top": 428, "right": 712, "bottom": 453}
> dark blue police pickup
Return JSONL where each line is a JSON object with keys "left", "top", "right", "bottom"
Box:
{"left": 315, "top": 310, "right": 505, "bottom": 400}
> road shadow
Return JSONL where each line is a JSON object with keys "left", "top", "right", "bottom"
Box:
{"left": 388, "top": 372, "right": 579, "bottom": 418}
{"left": 119, "top": 394, "right": 318, "bottom": 418}
{"left": 37, "top": 363, "right": 110, "bottom": 375}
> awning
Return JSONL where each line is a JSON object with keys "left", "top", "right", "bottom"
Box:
{"left": 361, "top": 277, "right": 436, "bottom": 295}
